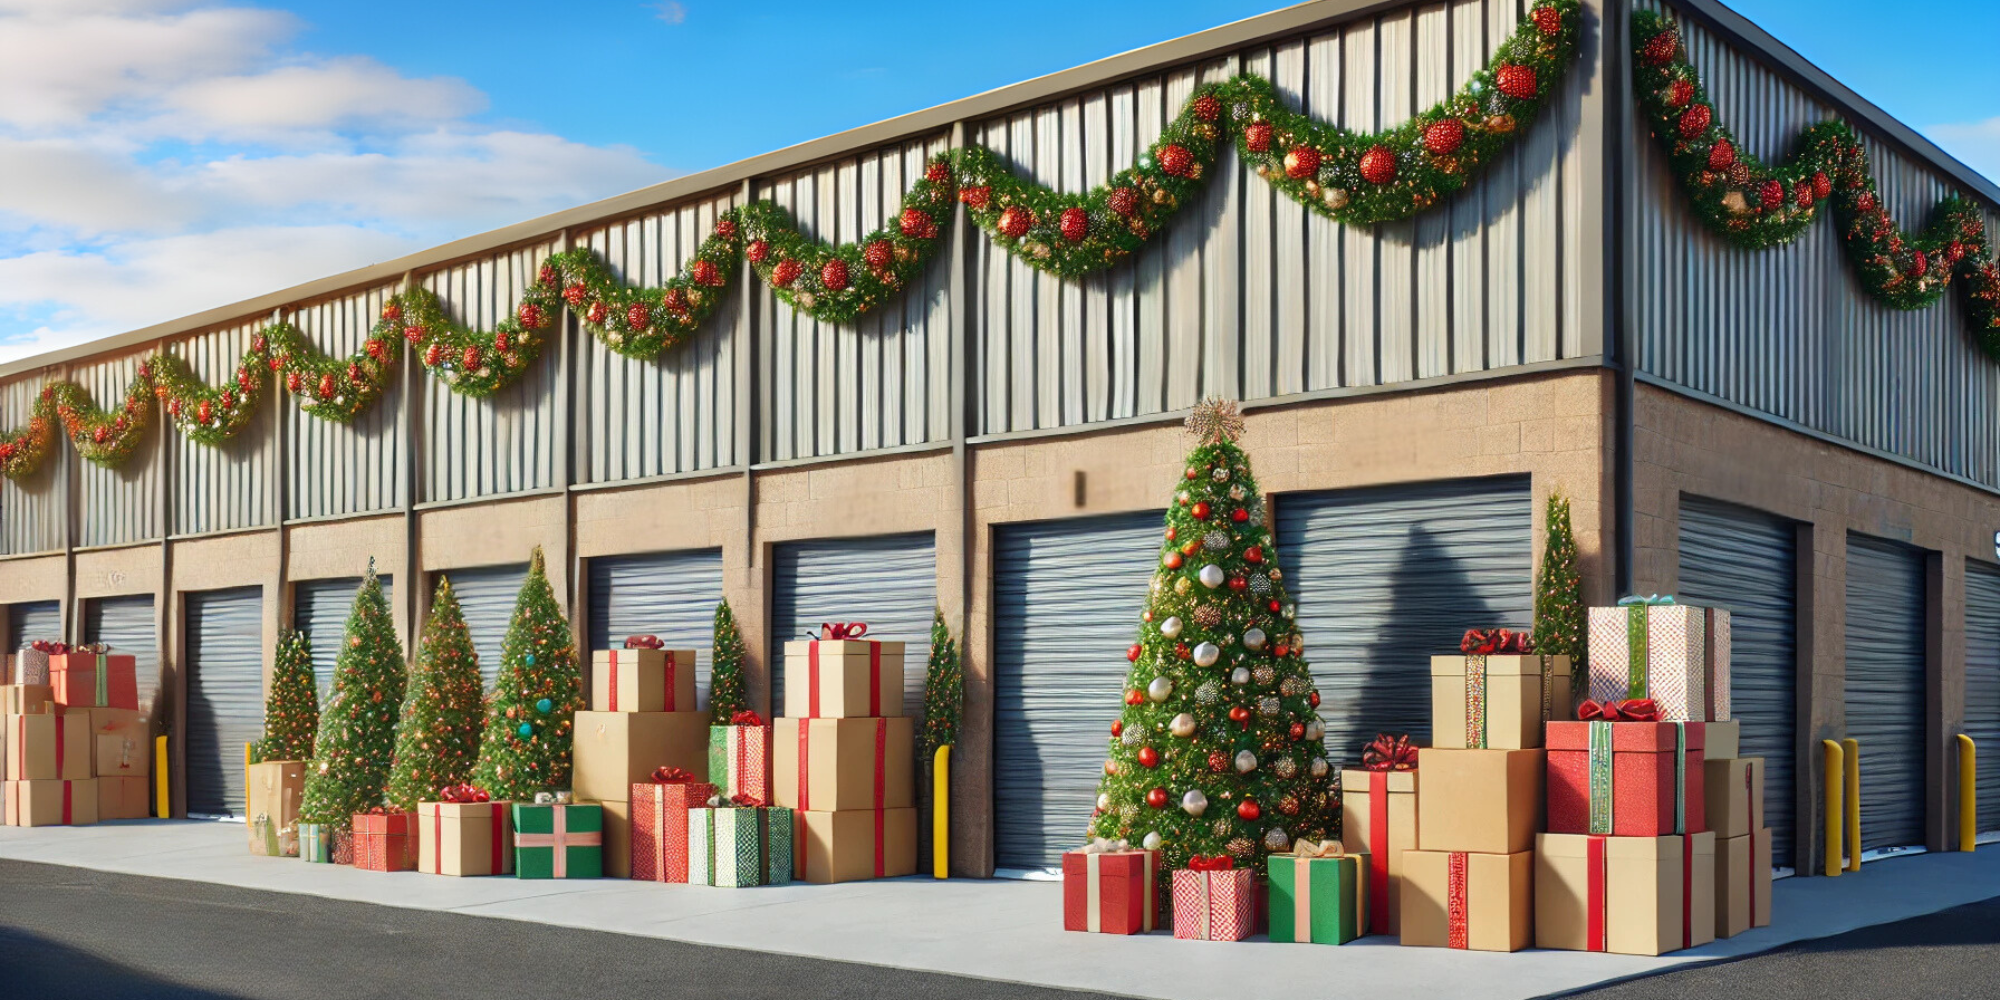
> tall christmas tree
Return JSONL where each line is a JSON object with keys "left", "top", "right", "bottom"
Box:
{"left": 1088, "top": 399, "right": 1335, "bottom": 874}
{"left": 918, "top": 606, "right": 961, "bottom": 762}
{"left": 707, "top": 597, "right": 748, "bottom": 718}
{"left": 1532, "top": 490, "right": 1586, "bottom": 686}
{"left": 384, "top": 577, "right": 486, "bottom": 810}
{"left": 299, "top": 562, "right": 406, "bottom": 828}
{"left": 470, "top": 547, "right": 584, "bottom": 800}
{"left": 256, "top": 629, "right": 318, "bottom": 763}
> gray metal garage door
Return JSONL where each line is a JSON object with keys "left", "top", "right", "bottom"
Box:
{"left": 1678, "top": 497, "right": 1798, "bottom": 867}
{"left": 435, "top": 565, "right": 526, "bottom": 689}
{"left": 85, "top": 595, "right": 160, "bottom": 715}
{"left": 186, "top": 587, "right": 264, "bottom": 818}
{"left": 8, "top": 600, "right": 60, "bottom": 650}
{"left": 769, "top": 532, "right": 935, "bottom": 720}
{"left": 293, "top": 576, "right": 392, "bottom": 700}
{"left": 1844, "top": 534, "right": 1927, "bottom": 854}
{"left": 1964, "top": 561, "right": 2000, "bottom": 834}
{"left": 587, "top": 550, "right": 725, "bottom": 710}
{"left": 1275, "top": 476, "right": 1534, "bottom": 768}
{"left": 994, "top": 511, "right": 1164, "bottom": 871}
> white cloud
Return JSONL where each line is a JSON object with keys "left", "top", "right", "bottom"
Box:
{"left": 1927, "top": 118, "right": 2000, "bottom": 184}
{"left": 164, "top": 57, "right": 487, "bottom": 138}
{"left": 650, "top": 2, "right": 687, "bottom": 25}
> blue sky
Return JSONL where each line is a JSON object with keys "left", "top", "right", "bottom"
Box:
{"left": 4, "top": 0, "right": 1999, "bottom": 360}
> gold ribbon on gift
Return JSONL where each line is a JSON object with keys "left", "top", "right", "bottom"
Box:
{"left": 1288, "top": 839, "right": 1367, "bottom": 941}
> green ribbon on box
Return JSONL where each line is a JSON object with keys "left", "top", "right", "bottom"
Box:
{"left": 1586, "top": 720, "right": 1615, "bottom": 836}
{"left": 254, "top": 813, "right": 279, "bottom": 857}
{"left": 1619, "top": 595, "right": 1676, "bottom": 701}
{"left": 1268, "top": 843, "right": 1364, "bottom": 945}
{"left": 706, "top": 727, "right": 730, "bottom": 793}
{"left": 94, "top": 653, "right": 109, "bottom": 708}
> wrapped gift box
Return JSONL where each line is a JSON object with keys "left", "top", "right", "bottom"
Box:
{"left": 590, "top": 648, "right": 696, "bottom": 713}
{"left": 1588, "top": 603, "right": 1729, "bottom": 721}
{"left": 1171, "top": 865, "right": 1255, "bottom": 941}
{"left": 16, "top": 645, "right": 55, "bottom": 687}
{"left": 571, "top": 710, "right": 709, "bottom": 803}
{"left": 1061, "top": 841, "right": 1158, "bottom": 935}
{"left": 1537, "top": 833, "right": 1714, "bottom": 955}
{"left": 514, "top": 802, "right": 603, "bottom": 879}
{"left": 1716, "top": 828, "right": 1772, "bottom": 937}
{"left": 1416, "top": 748, "right": 1544, "bottom": 855}
{"left": 49, "top": 652, "right": 139, "bottom": 711}
{"left": 1340, "top": 768, "right": 1416, "bottom": 936}
{"left": 629, "top": 775, "right": 714, "bottom": 882}
{"left": 298, "top": 822, "right": 353, "bottom": 864}
{"left": 87, "top": 707, "right": 149, "bottom": 777}
{"left": 96, "top": 775, "right": 149, "bottom": 820}
{"left": 689, "top": 803, "right": 794, "bottom": 887}
{"left": 709, "top": 718, "right": 772, "bottom": 805}
{"left": 781, "top": 639, "right": 906, "bottom": 718}
{"left": 247, "top": 761, "right": 304, "bottom": 857}
{"left": 1401, "top": 849, "right": 1533, "bottom": 952}
{"left": 8, "top": 713, "right": 90, "bottom": 781}
{"left": 1431, "top": 655, "right": 1571, "bottom": 750}
{"left": 417, "top": 799, "right": 514, "bottom": 876}
{"left": 793, "top": 807, "right": 917, "bottom": 884}
{"left": 1705, "top": 757, "right": 1764, "bottom": 840}
{"left": 353, "top": 811, "right": 418, "bottom": 872}
{"left": 1, "top": 684, "right": 53, "bottom": 716}
{"left": 1548, "top": 720, "right": 1705, "bottom": 837}
{"left": 5, "top": 778, "right": 97, "bottom": 826}
{"left": 1268, "top": 844, "right": 1368, "bottom": 944}
{"left": 772, "top": 716, "right": 913, "bottom": 813}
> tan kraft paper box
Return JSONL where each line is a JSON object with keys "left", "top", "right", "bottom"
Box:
{"left": 771, "top": 717, "right": 914, "bottom": 812}
{"left": 1536, "top": 833, "right": 1715, "bottom": 955}
{"left": 247, "top": 761, "right": 306, "bottom": 856}
{"left": 1416, "top": 748, "right": 1544, "bottom": 855}
{"left": 1703, "top": 721, "right": 1740, "bottom": 761}
{"left": 1705, "top": 757, "right": 1765, "bottom": 839}
{"left": 1715, "top": 828, "right": 1773, "bottom": 937}
{"left": 0, "top": 685, "right": 54, "bottom": 716}
{"left": 8, "top": 713, "right": 91, "bottom": 781}
{"left": 780, "top": 640, "right": 907, "bottom": 718}
{"left": 1400, "top": 849, "right": 1533, "bottom": 952}
{"left": 96, "top": 775, "right": 149, "bottom": 820}
{"left": 5, "top": 778, "right": 98, "bottom": 826}
{"left": 1340, "top": 768, "right": 1417, "bottom": 935}
{"left": 571, "top": 710, "right": 710, "bottom": 804}
{"left": 792, "top": 807, "right": 917, "bottom": 884}
{"left": 589, "top": 648, "right": 698, "bottom": 714}
{"left": 1430, "top": 655, "right": 1571, "bottom": 750}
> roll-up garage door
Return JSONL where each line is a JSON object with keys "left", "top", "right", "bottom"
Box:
{"left": 587, "top": 550, "right": 725, "bottom": 710}
{"left": 293, "top": 577, "right": 392, "bottom": 700}
{"left": 85, "top": 595, "right": 160, "bottom": 716}
{"left": 1275, "top": 477, "right": 1533, "bottom": 767}
{"left": 769, "top": 533, "right": 936, "bottom": 720}
{"left": 1844, "top": 534, "right": 1927, "bottom": 854}
{"left": 186, "top": 587, "right": 264, "bottom": 818}
{"left": 435, "top": 565, "right": 526, "bottom": 690}
{"left": 993, "top": 511, "right": 1164, "bottom": 872}
{"left": 8, "top": 600, "right": 60, "bottom": 650}
{"left": 1678, "top": 497, "right": 1798, "bottom": 867}
{"left": 1964, "top": 561, "right": 2000, "bottom": 834}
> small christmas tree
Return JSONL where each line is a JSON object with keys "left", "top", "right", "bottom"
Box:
{"left": 471, "top": 547, "right": 584, "bottom": 800}
{"left": 255, "top": 629, "right": 318, "bottom": 763}
{"left": 299, "top": 562, "right": 406, "bottom": 829}
{"left": 707, "top": 598, "right": 748, "bottom": 718}
{"left": 917, "top": 606, "right": 961, "bottom": 762}
{"left": 1532, "top": 491, "right": 1586, "bottom": 686}
{"left": 384, "top": 577, "right": 486, "bottom": 811}
{"left": 1088, "top": 398, "right": 1336, "bottom": 874}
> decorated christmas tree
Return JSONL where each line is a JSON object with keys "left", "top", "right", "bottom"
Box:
{"left": 470, "top": 547, "right": 583, "bottom": 800}
{"left": 299, "top": 563, "right": 406, "bottom": 828}
{"left": 707, "top": 597, "right": 748, "bottom": 718}
{"left": 1532, "top": 490, "right": 1586, "bottom": 685}
{"left": 918, "top": 606, "right": 961, "bottom": 762}
{"left": 255, "top": 629, "right": 318, "bottom": 763}
{"left": 1088, "top": 399, "right": 1335, "bottom": 873}
{"left": 384, "top": 577, "right": 486, "bottom": 810}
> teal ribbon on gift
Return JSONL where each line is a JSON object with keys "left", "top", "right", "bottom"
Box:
{"left": 1587, "top": 720, "right": 1614, "bottom": 836}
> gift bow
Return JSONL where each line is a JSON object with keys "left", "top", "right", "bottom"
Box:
{"left": 729, "top": 709, "right": 766, "bottom": 727}
{"left": 1186, "top": 855, "right": 1235, "bottom": 871}
{"left": 820, "top": 621, "right": 869, "bottom": 640}
{"left": 1080, "top": 837, "right": 1130, "bottom": 854}
{"left": 650, "top": 766, "right": 697, "bottom": 784}
{"left": 1459, "top": 628, "right": 1536, "bottom": 655}
{"left": 439, "top": 784, "right": 490, "bottom": 803}
{"left": 1617, "top": 594, "right": 1676, "bottom": 606}
{"left": 28, "top": 640, "right": 69, "bottom": 654}
{"left": 1577, "top": 697, "right": 1660, "bottom": 722}
{"left": 73, "top": 642, "right": 110, "bottom": 654}
{"left": 1360, "top": 733, "right": 1419, "bottom": 772}
{"left": 623, "top": 634, "right": 664, "bottom": 649}
{"left": 727, "top": 793, "right": 766, "bottom": 808}
{"left": 1291, "top": 839, "right": 1347, "bottom": 858}
{"left": 363, "top": 805, "right": 393, "bottom": 815}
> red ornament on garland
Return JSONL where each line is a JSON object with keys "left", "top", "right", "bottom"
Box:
{"left": 1677, "top": 104, "right": 1712, "bottom": 140}
{"left": 626, "top": 303, "right": 651, "bottom": 330}
{"left": 382, "top": 303, "right": 402, "bottom": 323}
{"left": 563, "top": 283, "right": 588, "bottom": 307}
{"left": 747, "top": 240, "right": 771, "bottom": 263}
{"left": 1191, "top": 94, "right": 1221, "bottom": 122}
{"left": 1110, "top": 720, "right": 1123, "bottom": 737}
{"left": 1759, "top": 180, "right": 1784, "bottom": 210}
{"left": 424, "top": 344, "right": 444, "bottom": 367}
{"left": 924, "top": 160, "right": 952, "bottom": 185}
{"left": 715, "top": 218, "right": 738, "bottom": 241}
{"left": 1358, "top": 145, "right": 1397, "bottom": 185}
{"left": 997, "top": 206, "right": 1033, "bottom": 239}
{"left": 1137, "top": 747, "right": 1160, "bottom": 769}
{"left": 286, "top": 371, "right": 304, "bottom": 394}
{"left": 196, "top": 400, "right": 212, "bottom": 424}
{"left": 1126, "top": 643, "right": 1142, "bottom": 662}
{"left": 317, "top": 373, "right": 337, "bottom": 400}
{"left": 93, "top": 426, "right": 108, "bottom": 444}
{"left": 403, "top": 324, "right": 426, "bottom": 345}
{"left": 1108, "top": 186, "right": 1139, "bottom": 217}
{"left": 1530, "top": 3, "right": 1564, "bottom": 36}
{"left": 494, "top": 330, "right": 510, "bottom": 353}
{"left": 1157, "top": 144, "right": 1194, "bottom": 177}
{"left": 1666, "top": 78, "right": 1695, "bottom": 109}
{"left": 1244, "top": 121, "right": 1273, "bottom": 153}
{"left": 1856, "top": 192, "right": 1877, "bottom": 214}
{"left": 1793, "top": 183, "right": 1814, "bottom": 209}
{"left": 863, "top": 239, "right": 893, "bottom": 270}
{"left": 1812, "top": 171, "right": 1833, "bottom": 200}
{"left": 820, "top": 258, "right": 850, "bottom": 292}
{"left": 771, "top": 258, "right": 802, "bottom": 288}
{"left": 1494, "top": 64, "right": 1537, "bottom": 101}
{"left": 461, "top": 345, "right": 482, "bottom": 371}
{"left": 1707, "top": 140, "right": 1735, "bottom": 171}
{"left": 692, "top": 259, "right": 723, "bottom": 286}
{"left": 517, "top": 303, "right": 546, "bottom": 328}
{"left": 365, "top": 339, "right": 386, "bottom": 361}
{"left": 347, "top": 361, "right": 364, "bottom": 385}
{"left": 1059, "top": 207, "right": 1090, "bottom": 242}
{"left": 1911, "top": 251, "right": 1929, "bottom": 279}
{"left": 1191, "top": 501, "right": 1211, "bottom": 520}
{"left": 586, "top": 301, "right": 608, "bottom": 325}
{"left": 1308, "top": 691, "right": 1320, "bottom": 708}
{"left": 1423, "top": 120, "right": 1465, "bottom": 156}
{"left": 1641, "top": 30, "right": 1680, "bottom": 67}
{"left": 1126, "top": 688, "right": 1144, "bottom": 706}
{"left": 664, "top": 288, "right": 689, "bottom": 312}
{"left": 899, "top": 208, "right": 933, "bottom": 238}
{"left": 538, "top": 264, "right": 559, "bottom": 287}
{"left": 958, "top": 185, "right": 991, "bottom": 209}
{"left": 1284, "top": 145, "right": 1321, "bottom": 181}
{"left": 1236, "top": 798, "right": 1260, "bottom": 821}
{"left": 1146, "top": 787, "right": 1169, "bottom": 809}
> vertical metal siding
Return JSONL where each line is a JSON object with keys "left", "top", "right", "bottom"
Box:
{"left": 0, "top": 375, "right": 65, "bottom": 555}
{"left": 1965, "top": 560, "right": 2000, "bottom": 834}
{"left": 767, "top": 532, "right": 936, "bottom": 719}
{"left": 84, "top": 594, "right": 160, "bottom": 715}
{"left": 436, "top": 564, "right": 526, "bottom": 689}
{"left": 584, "top": 550, "right": 725, "bottom": 708}
{"left": 173, "top": 320, "right": 278, "bottom": 535}
{"left": 293, "top": 576, "right": 393, "bottom": 701}
{"left": 184, "top": 586, "right": 264, "bottom": 817}
{"left": 577, "top": 197, "right": 739, "bottom": 484}
{"left": 1843, "top": 533, "right": 1927, "bottom": 852}
{"left": 422, "top": 241, "right": 561, "bottom": 502}
{"left": 7, "top": 600, "right": 60, "bottom": 648}
{"left": 75, "top": 354, "right": 163, "bottom": 548}
{"left": 288, "top": 286, "right": 407, "bottom": 519}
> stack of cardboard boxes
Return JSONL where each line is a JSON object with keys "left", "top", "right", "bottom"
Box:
{"left": 4, "top": 646, "right": 150, "bottom": 826}
{"left": 574, "top": 644, "right": 709, "bottom": 877}
{"left": 773, "top": 633, "right": 916, "bottom": 883}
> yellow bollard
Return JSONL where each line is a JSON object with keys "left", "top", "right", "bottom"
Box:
{"left": 933, "top": 745, "right": 951, "bottom": 879}
{"left": 1823, "top": 739, "right": 1843, "bottom": 877}
{"left": 155, "top": 735, "right": 171, "bottom": 819}
{"left": 1843, "top": 737, "right": 1862, "bottom": 872}
{"left": 1961, "top": 734, "right": 1977, "bottom": 852}
{"left": 244, "top": 741, "right": 254, "bottom": 768}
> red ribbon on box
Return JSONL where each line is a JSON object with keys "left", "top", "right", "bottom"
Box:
{"left": 805, "top": 638, "right": 883, "bottom": 718}
{"left": 1360, "top": 733, "right": 1418, "bottom": 772}
{"left": 873, "top": 717, "right": 887, "bottom": 878}
{"left": 440, "top": 784, "right": 489, "bottom": 803}
{"left": 730, "top": 710, "right": 765, "bottom": 727}
{"left": 650, "top": 766, "right": 696, "bottom": 784}
{"left": 61, "top": 779, "right": 72, "bottom": 825}
{"left": 1586, "top": 835, "right": 1608, "bottom": 952}
{"left": 1459, "top": 628, "right": 1536, "bottom": 655}
{"left": 820, "top": 622, "right": 869, "bottom": 640}
{"left": 623, "top": 634, "right": 664, "bottom": 649}
{"left": 1369, "top": 771, "right": 1391, "bottom": 935}
{"left": 1577, "top": 698, "right": 1660, "bottom": 722}
{"left": 1186, "top": 855, "right": 1234, "bottom": 872}
{"left": 1447, "top": 852, "right": 1471, "bottom": 949}
{"left": 727, "top": 792, "right": 766, "bottom": 808}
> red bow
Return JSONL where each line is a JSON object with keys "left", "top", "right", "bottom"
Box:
{"left": 1186, "top": 855, "right": 1234, "bottom": 871}
{"left": 820, "top": 622, "right": 869, "bottom": 640}
{"left": 623, "top": 635, "right": 664, "bottom": 649}
{"left": 29, "top": 640, "right": 69, "bottom": 654}
{"left": 1577, "top": 698, "right": 1659, "bottom": 722}
{"left": 728, "top": 793, "right": 767, "bottom": 808}
{"left": 1460, "top": 628, "right": 1536, "bottom": 655}
{"left": 1360, "top": 733, "right": 1419, "bottom": 772}
{"left": 440, "top": 784, "right": 490, "bottom": 803}
{"left": 363, "top": 805, "right": 393, "bottom": 815}
{"left": 729, "top": 709, "right": 765, "bottom": 727}
{"left": 650, "top": 767, "right": 696, "bottom": 784}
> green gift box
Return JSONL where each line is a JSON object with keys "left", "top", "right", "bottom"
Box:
{"left": 512, "top": 802, "right": 603, "bottom": 879}
{"left": 707, "top": 721, "right": 771, "bottom": 804}
{"left": 688, "top": 804, "right": 793, "bottom": 887}
{"left": 1268, "top": 843, "right": 1368, "bottom": 945}
{"left": 298, "top": 822, "right": 349, "bottom": 864}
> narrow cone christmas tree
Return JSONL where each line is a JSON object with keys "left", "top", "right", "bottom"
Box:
{"left": 707, "top": 598, "right": 748, "bottom": 718}
{"left": 1532, "top": 491, "right": 1585, "bottom": 686}
{"left": 918, "top": 606, "right": 962, "bottom": 762}
{"left": 299, "top": 562, "right": 407, "bottom": 829}
{"left": 256, "top": 629, "right": 318, "bottom": 763}
{"left": 471, "top": 547, "right": 583, "bottom": 800}
{"left": 384, "top": 577, "right": 486, "bottom": 810}
{"left": 1088, "top": 398, "right": 1335, "bottom": 874}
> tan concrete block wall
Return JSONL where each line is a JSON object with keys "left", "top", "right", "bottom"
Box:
{"left": 419, "top": 495, "right": 568, "bottom": 602}
{"left": 287, "top": 515, "right": 403, "bottom": 582}
{"left": 0, "top": 554, "right": 67, "bottom": 604}
{"left": 75, "top": 545, "right": 163, "bottom": 600}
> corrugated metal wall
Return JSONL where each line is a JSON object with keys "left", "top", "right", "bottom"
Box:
{"left": 1629, "top": 0, "right": 2000, "bottom": 487}
{"left": 287, "top": 285, "right": 407, "bottom": 519}
{"left": 422, "top": 240, "right": 562, "bottom": 502}
{"left": 758, "top": 136, "right": 956, "bottom": 462}
{"left": 0, "top": 374, "right": 66, "bottom": 555}
{"left": 173, "top": 319, "right": 279, "bottom": 535}
{"left": 75, "top": 353, "right": 163, "bottom": 548}
{"left": 576, "top": 196, "right": 740, "bottom": 483}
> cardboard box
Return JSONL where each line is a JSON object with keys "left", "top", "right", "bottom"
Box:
{"left": 1400, "top": 849, "right": 1533, "bottom": 952}
{"left": 1705, "top": 757, "right": 1764, "bottom": 839}
{"left": 772, "top": 716, "right": 914, "bottom": 812}
{"left": 1171, "top": 867, "right": 1255, "bottom": 941}
{"left": 689, "top": 804, "right": 794, "bottom": 886}
{"left": 1716, "top": 828, "right": 1773, "bottom": 937}
{"left": 793, "top": 807, "right": 917, "bottom": 884}
{"left": 352, "top": 811, "right": 418, "bottom": 872}
{"left": 1704, "top": 721, "right": 1740, "bottom": 761}
{"left": 1536, "top": 833, "right": 1715, "bottom": 955}
{"left": 781, "top": 639, "right": 906, "bottom": 718}
{"left": 5, "top": 778, "right": 97, "bottom": 826}
{"left": 590, "top": 648, "right": 697, "bottom": 713}
{"left": 1061, "top": 844, "right": 1159, "bottom": 935}
{"left": 709, "top": 722, "right": 772, "bottom": 804}
{"left": 1268, "top": 848, "right": 1367, "bottom": 944}
{"left": 8, "top": 713, "right": 90, "bottom": 780}
{"left": 598, "top": 799, "right": 633, "bottom": 878}
{"left": 416, "top": 800, "right": 514, "bottom": 876}
{"left": 630, "top": 778, "right": 714, "bottom": 883}
{"left": 571, "top": 710, "right": 709, "bottom": 804}
{"left": 1548, "top": 721, "right": 1706, "bottom": 837}
{"left": 1587, "top": 604, "right": 1729, "bottom": 721}
{"left": 1431, "top": 654, "right": 1571, "bottom": 750}
{"left": 1416, "top": 748, "right": 1545, "bottom": 855}
{"left": 50, "top": 653, "right": 139, "bottom": 711}
{"left": 513, "top": 802, "right": 603, "bottom": 879}
{"left": 1340, "top": 768, "right": 1416, "bottom": 936}
{"left": 0, "top": 684, "right": 53, "bottom": 716}
{"left": 246, "top": 761, "right": 304, "bottom": 857}
{"left": 96, "top": 775, "right": 149, "bottom": 820}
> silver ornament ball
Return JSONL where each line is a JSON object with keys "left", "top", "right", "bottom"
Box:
{"left": 1193, "top": 642, "right": 1221, "bottom": 667}
{"left": 1230, "top": 666, "right": 1251, "bottom": 686}
{"left": 1234, "top": 750, "right": 1257, "bottom": 774}
{"left": 1096, "top": 793, "right": 1111, "bottom": 811}
{"left": 1305, "top": 719, "right": 1325, "bottom": 741}
{"left": 1160, "top": 615, "right": 1183, "bottom": 639}
{"left": 1199, "top": 564, "right": 1226, "bottom": 589}
{"left": 1180, "top": 789, "right": 1209, "bottom": 817}
{"left": 1142, "top": 831, "right": 1163, "bottom": 850}
{"left": 1263, "top": 827, "right": 1291, "bottom": 852}
{"left": 1169, "top": 712, "right": 1198, "bottom": 738}
{"left": 1309, "top": 757, "right": 1329, "bottom": 778}
{"left": 1243, "top": 627, "right": 1267, "bottom": 651}
{"left": 1146, "top": 676, "right": 1174, "bottom": 702}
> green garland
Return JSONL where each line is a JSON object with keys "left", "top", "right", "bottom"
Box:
{"left": 268, "top": 321, "right": 395, "bottom": 423}
{"left": 386, "top": 285, "right": 554, "bottom": 398}
{"left": 739, "top": 155, "right": 956, "bottom": 323}
{"left": 549, "top": 220, "right": 743, "bottom": 358}
{"left": 149, "top": 334, "right": 271, "bottom": 446}
{"left": 0, "top": 388, "right": 56, "bottom": 479}
{"left": 48, "top": 376, "right": 153, "bottom": 467}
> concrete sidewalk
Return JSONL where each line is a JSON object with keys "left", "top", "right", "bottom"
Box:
{"left": 0, "top": 821, "right": 1990, "bottom": 1000}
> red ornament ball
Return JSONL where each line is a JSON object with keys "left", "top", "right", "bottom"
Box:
{"left": 1236, "top": 798, "right": 1261, "bottom": 821}
{"left": 1268, "top": 599, "right": 1282, "bottom": 612}
{"left": 1289, "top": 722, "right": 1306, "bottom": 740}
{"left": 1127, "top": 643, "right": 1142, "bottom": 662}
{"left": 1208, "top": 751, "right": 1230, "bottom": 773}
{"left": 1163, "top": 551, "right": 1184, "bottom": 570}
{"left": 1812, "top": 171, "right": 1833, "bottom": 200}
{"left": 1911, "top": 250, "right": 1929, "bottom": 279}
{"left": 1245, "top": 546, "right": 1264, "bottom": 564}
{"left": 1759, "top": 180, "right": 1784, "bottom": 210}
{"left": 664, "top": 288, "right": 689, "bottom": 312}
{"left": 517, "top": 303, "right": 545, "bottom": 328}
{"left": 461, "top": 345, "right": 482, "bottom": 370}
{"left": 900, "top": 208, "right": 934, "bottom": 238}
{"left": 316, "top": 373, "right": 337, "bottom": 400}
{"left": 1228, "top": 576, "right": 1247, "bottom": 593}
{"left": 1184, "top": 466, "right": 1199, "bottom": 480}
{"left": 365, "top": 338, "right": 386, "bottom": 361}
{"left": 771, "top": 258, "right": 802, "bottom": 288}
{"left": 1494, "top": 64, "right": 1537, "bottom": 101}
{"left": 1530, "top": 3, "right": 1564, "bottom": 36}
{"left": 1667, "top": 78, "right": 1695, "bottom": 109}
{"left": 1794, "top": 183, "right": 1814, "bottom": 209}
{"left": 1677, "top": 104, "right": 1712, "bottom": 140}
{"left": 586, "top": 301, "right": 608, "bottom": 325}
{"left": 423, "top": 344, "right": 443, "bottom": 367}
{"left": 1137, "top": 747, "right": 1160, "bottom": 769}
{"left": 538, "top": 264, "right": 559, "bottom": 287}
{"left": 1157, "top": 143, "right": 1194, "bottom": 177}
{"left": 1949, "top": 240, "right": 1967, "bottom": 263}
{"left": 820, "top": 258, "right": 850, "bottom": 292}
{"left": 1856, "top": 192, "right": 1877, "bottom": 214}
{"left": 1059, "top": 207, "right": 1090, "bottom": 243}
{"left": 1175, "top": 642, "right": 1191, "bottom": 660}
{"left": 1146, "top": 787, "right": 1169, "bottom": 809}
{"left": 1308, "top": 691, "right": 1320, "bottom": 707}
{"left": 1192, "top": 94, "right": 1222, "bottom": 122}
{"left": 92, "top": 426, "right": 108, "bottom": 444}
{"left": 997, "top": 206, "right": 1034, "bottom": 239}
{"left": 626, "top": 303, "right": 651, "bottom": 330}
{"left": 747, "top": 240, "right": 771, "bottom": 263}
{"left": 1165, "top": 526, "right": 1177, "bottom": 541}
{"left": 286, "top": 371, "right": 304, "bottom": 393}
{"left": 1244, "top": 121, "right": 1273, "bottom": 153}
{"left": 714, "top": 218, "right": 738, "bottom": 241}
{"left": 1707, "top": 140, "right": 1735, "bottom": 171}
{"left": 1110, "top": 720, "right": 1123, "bottom": 737}
{"left": 1283, "top": 145, "right": 1321, "bottom": 181}
{"left": 692, "top": 259, "right": 723, "bottom": 287}
{"left": 1358, "top": 145, "right": 1397, "bottom": 185}
{"left": 402, "top": 324, "right": 425, "bottom": 345}
{"left": 381, "top": 303, "right": 402, "bottom": 323}
{"left": 563, "top": 283, "right": 588, "bottom": 307}
{"left": 1641, "top": 30, "right": 1680, "bottom": 67}
{"left": 1126, "top": 688, "right": 1144, "bottom": 706}
{"left": 1108, "top": 186, "right": 1139, "bottom": 217}
{"left": 1191, "top": 501, "right": 1211, "bottom": 520}
{"left": 958, "top": 185, "right": 991, "bottom": 209}
{"left": 346, "top": 361, "right": 365, "bottom": 384}
{"left": 1229, "top": 706, "right": 1251, "bottom": 724}
{"left": 863, "top": 239, "right": 893, "bottom": 270}
{"left": 1231, "top": 508, "right": 1248, "bottom": 523}
{"left": 196, "top": 400, "right": 213, "bottom": 424}
{"left": 1423, "top": 120, "right": 1465, "bottom": 156}
{"left": 924, "top": 159, "right": 952, "bottom": 185}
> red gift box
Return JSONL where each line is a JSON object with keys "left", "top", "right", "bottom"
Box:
{"left": 1171, "top": 862, "right": 1255, "bottom": 941}
{"left": 49, "top": 653, "right": 139, "bottom": 711}
{"left": 630, "top": 773, "right": 715, "bottom": 883}
{"left": 352, "top": 810, "right": 418, "bottom": 871}
{"left": 1061, "top": 841, "right": 1158, "bottom": 934}
{"left": 1548, "top": 721, "right": 1705, "bottom": 837}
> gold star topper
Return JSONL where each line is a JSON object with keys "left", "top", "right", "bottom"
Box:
{"left": 1184, "top": 396, "right": 1245, "bottom": 444}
